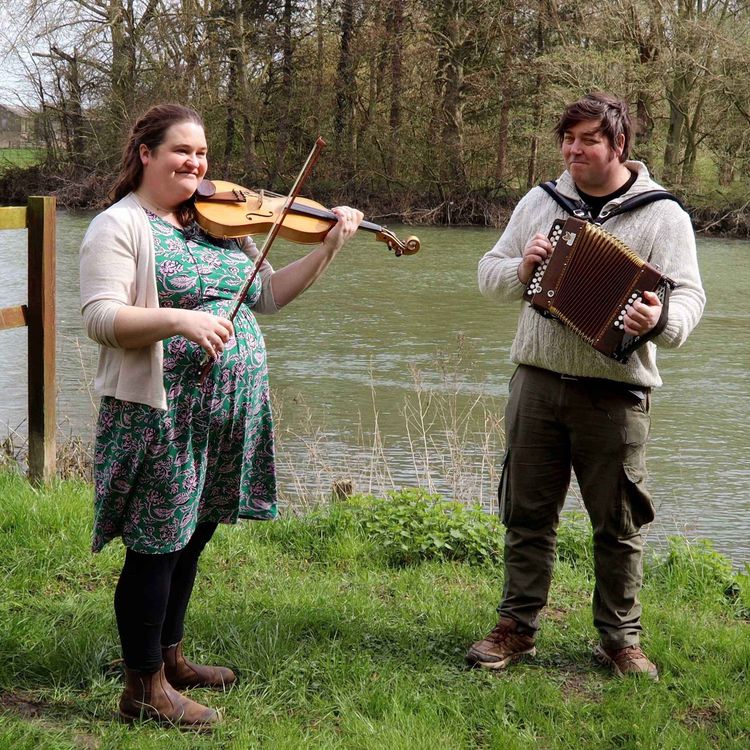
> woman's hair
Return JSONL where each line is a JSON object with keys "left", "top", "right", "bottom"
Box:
{"left": 554, "top": 92, "right": 633, "bottom": 162}
{"left": 109, "top": 103, "right": 205, "bottom": 218}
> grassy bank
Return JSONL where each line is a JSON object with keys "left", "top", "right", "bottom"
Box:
{"left": 0, "top": 472, "right": 748, "bottom": 749}
{"left": 0, "top": 149, "right": 45, "bottom": 169}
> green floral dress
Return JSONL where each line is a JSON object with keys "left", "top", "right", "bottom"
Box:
{"left": 92, "top": 212, "right": 277, "bottom": 554}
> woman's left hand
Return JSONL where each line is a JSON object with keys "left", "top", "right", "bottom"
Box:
{"left": 322, "top": 206, "right": 364, "bottom": 255}
{"left": 266, "top": 205, "right": 364, "bottom": 308}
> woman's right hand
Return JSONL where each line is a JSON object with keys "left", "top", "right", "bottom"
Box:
{"left": 174, "top": 309, "right": 234, "bottom": 359}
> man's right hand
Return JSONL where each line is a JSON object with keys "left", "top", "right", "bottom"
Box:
{"left": 518, "top": 233, "right": 552, "bottom": 285}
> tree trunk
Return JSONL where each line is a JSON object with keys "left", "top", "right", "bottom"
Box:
{"left": 663, "top": 73, "right": 689, "bottom": 184}
{"left": 526, "top": 1, "right": 546, "bottom": 189}
{"left": 223, "top": 46, "right": 239, "bottom": 173}
{"left": 270, "top": 0, "right": 294, "bottom": 185}
{"left": 389, "top": 0, "right": 404, "bottom": 135}
{"left": 436, "top": 0, "right": 468, "bottom": 196}
{"left": 334, "top": 0, "right": 356, "bottom": 180}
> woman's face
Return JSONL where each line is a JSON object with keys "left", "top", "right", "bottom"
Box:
{"left": 139, "top": 120, "right": 208, "bottom": 206}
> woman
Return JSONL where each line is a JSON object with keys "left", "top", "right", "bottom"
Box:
{"left": 80, "top": 104, "right": 362, "bottom": 727}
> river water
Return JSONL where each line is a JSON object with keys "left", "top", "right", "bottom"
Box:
{"left": 0, "top": 213, "right": 747, "bottom": 565}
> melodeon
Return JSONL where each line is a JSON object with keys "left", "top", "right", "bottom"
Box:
{"left": 526, "top": 217, "right": 674, "bottom": 363}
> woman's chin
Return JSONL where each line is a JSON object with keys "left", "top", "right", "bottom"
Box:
{"left": 172, "top": 183, "right": 199, "bottom": 202}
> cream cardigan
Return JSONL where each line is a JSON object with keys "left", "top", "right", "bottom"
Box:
{"left": 80, "top": 193, "right": 278, "bottom": 410}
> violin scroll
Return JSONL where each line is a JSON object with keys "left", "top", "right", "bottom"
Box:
{"left": 377, "top": 228, "right": 420, "bottom": 256}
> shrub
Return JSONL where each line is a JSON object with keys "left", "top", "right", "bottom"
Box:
{"left": 350, "top": 489, "right": 505, "bottom": 567}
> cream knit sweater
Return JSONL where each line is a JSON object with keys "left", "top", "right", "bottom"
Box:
{"left": 80, "top": 193, "right": 278, "bottom": 410}
{"left": 477, "top": 162, "right": 706, "bottom": 388}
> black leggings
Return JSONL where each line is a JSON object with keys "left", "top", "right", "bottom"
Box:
{"left": 114, "top": 522, "right": 218, "bottom": 672}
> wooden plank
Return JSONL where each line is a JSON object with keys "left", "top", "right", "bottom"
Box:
{"left": 26, "top": 196, "right": 56, "bottom": 484}
{"left": 0, "top": 206, "right": 27, "bottom": 230}
{"left": 0, "top": 305, "right": 28, "bottom": 330}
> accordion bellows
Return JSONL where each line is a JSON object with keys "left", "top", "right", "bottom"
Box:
{"left": 526, "top": 217, "right": 674, "bottom": 363}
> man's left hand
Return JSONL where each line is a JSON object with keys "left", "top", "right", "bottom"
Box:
{"left": 623, "top": 290, "right": 662, "bottom": 336}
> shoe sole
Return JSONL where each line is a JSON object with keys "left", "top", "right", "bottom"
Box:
{"left": 119, "top": 710, "right": 220, "bottom": 730}
{"left": 465, "top": 646, "right": 536, "bottom": 670}
{"left": 592, "top": 645, "right": 659, "bottom": 681}
{"left": 168, "top": 679, "right": 236, "bottom": 690}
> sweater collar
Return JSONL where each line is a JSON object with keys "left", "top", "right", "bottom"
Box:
{"left": 554, "top": 161, "right": 657, "bottom": 207}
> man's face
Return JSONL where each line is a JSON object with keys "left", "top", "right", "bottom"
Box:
{"left": 561, "top": 119, "right": 624, "bottom": 193}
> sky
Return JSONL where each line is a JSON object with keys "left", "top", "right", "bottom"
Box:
{"left": 0, "top": 7, "right": 43, "bottom": 109}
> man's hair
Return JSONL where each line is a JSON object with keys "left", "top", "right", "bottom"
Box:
{"left": 554, "top": 92, "right": 632, "bottom": 162}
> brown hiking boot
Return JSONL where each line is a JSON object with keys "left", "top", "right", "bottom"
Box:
{"left": 466, "top": 616, "right": 536, "bottom": 670}
{"left": 593, "top": 644, "right": 659, "bottom": 681}
{"left": 119, "top": 664, "right": 221, "bottom": 728}
{"left": 163, "top": 641, "right": 236, "bottom": 690}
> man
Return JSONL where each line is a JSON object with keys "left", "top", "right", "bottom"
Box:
{"left": 470, "top": 92, "right": 705, "bottom": 679}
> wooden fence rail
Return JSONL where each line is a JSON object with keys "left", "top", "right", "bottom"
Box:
{"left": 0, "top": 196, "right": 56, "bottom": 484}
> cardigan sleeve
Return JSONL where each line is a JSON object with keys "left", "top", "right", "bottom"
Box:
{"left": 240, "top": 236, "right": 279, "bottom": 314}
{"left": 80, "top": 211, "right": 139, "bottom": 347}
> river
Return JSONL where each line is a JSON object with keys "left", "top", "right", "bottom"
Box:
{"left": 0, "top": 212, "right": 747, "bottom": 565}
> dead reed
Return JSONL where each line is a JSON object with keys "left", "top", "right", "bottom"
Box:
{"left": 1, "top": 337, "right": 507, "bottom": 509}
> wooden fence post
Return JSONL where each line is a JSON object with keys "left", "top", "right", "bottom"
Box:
{"left": 26, "top": 196, "right": 56, "bottom": 484}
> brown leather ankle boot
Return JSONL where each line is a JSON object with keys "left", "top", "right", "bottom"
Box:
{"left": 119, "top": 664, "right": 220, "bottom": 727}
{"left": 162, "top": 641, "right": 237, "bottom": 690}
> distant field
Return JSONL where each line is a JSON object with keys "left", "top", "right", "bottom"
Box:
{"left": 0, "top": 148, "right": 45, "bottom": 167}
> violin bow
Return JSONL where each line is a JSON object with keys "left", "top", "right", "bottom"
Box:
{"left": 226, "top": 136, "right": 327, "bottom": 322}
{"left": 200, "top": 136, "right": 327, "bottom": 382}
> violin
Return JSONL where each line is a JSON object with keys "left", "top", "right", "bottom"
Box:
{"left": 194, "top": 179, "right": 420, "bottom": 257}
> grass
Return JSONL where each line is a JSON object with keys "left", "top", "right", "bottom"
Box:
{"left": 0, "top": 149, "right": 45, "bottom": 169}
{"left": 0, "top": 471, "right": 748, "bottom": 749}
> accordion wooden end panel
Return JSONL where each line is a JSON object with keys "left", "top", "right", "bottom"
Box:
{"left": 526, "top": 217, "right": 674, "bottom": 363}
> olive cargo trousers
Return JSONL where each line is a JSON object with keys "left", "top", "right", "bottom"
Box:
{"left": 498, "top": 365, "right": 655, "bottom": 649}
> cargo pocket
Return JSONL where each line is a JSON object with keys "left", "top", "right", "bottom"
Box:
{"left": 620, "top": 464, "right": 655, "bottom": 535}
{"left": 498, "top": 449, "right": 511, "bottom": 526}
{"left": 619, "top": 407, "right": 654, "bottom": 535}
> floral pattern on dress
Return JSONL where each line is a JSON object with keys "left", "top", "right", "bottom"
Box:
{"left": 92, "top": 213, "right": 277, "bottom": 554}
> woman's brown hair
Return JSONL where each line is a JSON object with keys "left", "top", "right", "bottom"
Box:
{"left": 110, "top": 104, "right": 204, "bottom": 224}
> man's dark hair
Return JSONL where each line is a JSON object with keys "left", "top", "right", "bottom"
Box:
{"left": 554, "top": 92, "right": 632, "bottom": 163}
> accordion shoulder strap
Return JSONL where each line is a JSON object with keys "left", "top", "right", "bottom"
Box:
{"left": 539, "top": 181, "right": 589, "bottom": 217}
{"left": 539, "top": 180, "right": 683, "bottom": 224}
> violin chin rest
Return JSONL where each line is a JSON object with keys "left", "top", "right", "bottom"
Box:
{"left": 196, "top": 179, "right": 216, "bottom": 198}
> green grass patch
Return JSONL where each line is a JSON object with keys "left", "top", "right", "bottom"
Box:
{"left": 0, "top": 149, "right": 46, "bottom": 169}
{"left": 0, "top": 472, "right": 748, "bottom": 749}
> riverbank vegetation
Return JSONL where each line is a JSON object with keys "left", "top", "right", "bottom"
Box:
{"left": 2, "top": 1, "right": 750, "bottom": 234}
{"left": 0, "top": 149, "right": 45, "bottom": 169}
{"left": 0, "top": 471, "right": 748, "bottom": 749}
